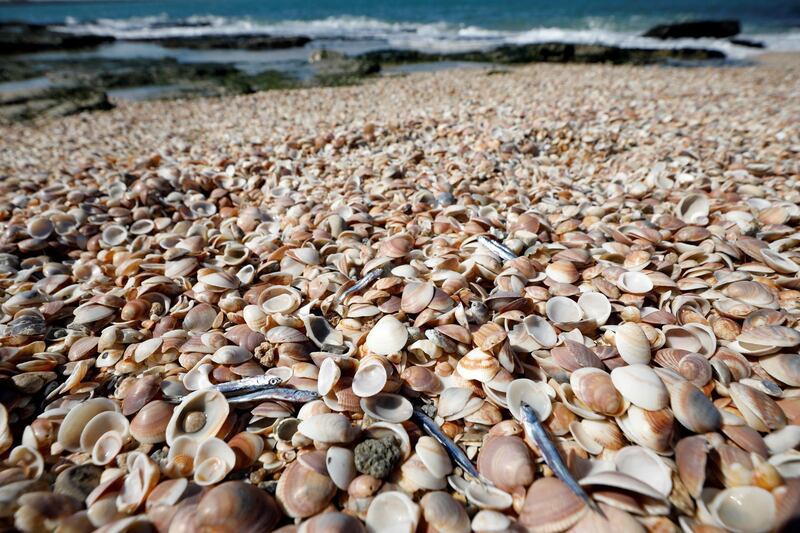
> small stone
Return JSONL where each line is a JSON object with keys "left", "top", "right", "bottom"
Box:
{"left": 354, "top": 437, "right": 401, "bottom": 480}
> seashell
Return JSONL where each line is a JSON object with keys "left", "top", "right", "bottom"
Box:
{"left": 471, "top": 510, "right": 512, "bottom": 533}
{"left": 519, "top": 477, "right": 588, "bottom": 532}
{"left": 709, "top": 486, "right": 775, "bottom": 533}
{"left": 228, "top": 431, "right": 263, "bottom": 470}
{"left": 736, "top": 325, "right": 800, "bottom": 349}
{"left": 265, "top": 325, "right": 308, "bottom": 343}
{"left": 130, "top": 400, "right": 173, "bottom": 444}
{"left": 401, "top": 282, "right": 435, "bottom": 314}
{"left": 57, "top": 398, "right": 119, "bottom": 452}
{"left": 121, "top": 376, "right": 160, "bottom": 416}
{"left": 456, "top": 349, "right": 500, "bottom": 383}
{"left": 259, "top": 285, "right": 302, "bottom": 314}
{"left": 80, "top": 411, "right": 129, "bottom": 463}
{"left": 165, "top": 389, "right": 229, "bottom": 446}
{"left": 366, "top": 491, "right": 420, "bottom": 533}
{"left": 614, "top": 323, "right": 651, "bottom": 364}
{"left": 365, "top": 316, "right": 408, "bottom": 355}
{"left": 303, "top": 314, "right": 343, "bottom": 348}
{"left": 760, "top": 354, "right": 800, "bottom": 387}
{"left": 183, "top": 303, "right": 218, "bottom": 332}
{"left": 677, "top": 353, "right": 713, "bottom": 387}
{"left": 616, "top": 405, "right": 674, "bottom": 454}
{"left": 465, "top": 483, "right": 512, "bottom": 510}
{"left": 277, "top": 450, "right": 336, "bottom": 518}
{"left": 507, "top": 379, "right": 552, "bottom": 421}
{"left": 614, "top": 446, "right": 672, "bottom": 498}
{"left": 197, "top": 268, "right": 239, "bottom": 290}
{"left": 193, "top": 437, "right": 236, "bottom": 486}
{"left": 27, "top": 216, "right": 54, "bottom": 239}
{"left": 675, "top": 193, "right": 709, "bottom": 223}
{"left": 610, "top": 364, "right": 668, "bottom": 411}
{"left": 570, "top": 367, "right": 625, "bottom": 416}
{"left": 476, "top": 435, "right": 535, "bottom": 491}
{"left": 675, "top": 435, "right": 709, "bottom": 498}
{"left": 415, "top": 436, "right": 453, "bottom": 479}
{"left": 546, "top": 296, "right": 583, "bottom": 323}
{"left": 101, "top": 225, "right": 128, "bottom": 246}
{"left": 523, "top": 315, "right": 558, "bottom": 347}
{"left": 663, "top": 376, "right": 722, "bottom": 433}
{"left": 546, "top": 260, "right": 579, "bottom": 284}
{"left": 764, "top": 425, "right": 800, "bottom": 455}
{"left": 551, "top": 340, "right": 603, "bottom": 372}
{"left": 325, "top": 446, "right": 357, "bottom": 491}
{"left": 211, "top": 345, "right": 252, "bottom": 365}
{"left": 401, "top": 452, "right": 447, "bottom": 491}
{"left": 116, "top": 452, "right": 159, "bottom": 514}
{"left": 300, "top": 512, "right": 367, "bottom": 533}
{"left": 577, "top": 291, "right": 612, "bottom": 326}
{"left": 568, "top": 502, "right": 644, "bottom": 533}
{"left": 360, "top": 393, "right": 412, "bottom": 423}
{"left": 420, "top": 491, "right": 470, "bottom": 533}
{"left": 728, "top": 382, "right": 787, "bottom": 432}
{"left": 617, "top": 271, "right": 654, "bottom": 294}
{"left": 352, "top": 357, "right": 389, "bottom": 398}
{"left": 194, "top": 481, "right": 280, "bottom": 531}
{"left": 297, "top": 413, "right": 359, "bottom": 444}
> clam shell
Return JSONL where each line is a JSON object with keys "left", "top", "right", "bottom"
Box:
{"left": 577, "top": 291, "right": 612, "bottom": 326}
{"left": 570, "top": 367, "right": 625, "bottom": 416}
{"left": 471, "top": 510, "right": 512, "bottom": 533}
{"left": 300, "top": 512, "right": 366, "bottom": 533}
{"left": 415, "top": 436, "right": 453, "bottom": 479}
{"left": 675, "top": 193, "right": 709, "bottom": 223}
{"left": 325, "top": 446, "right": 357, "bottom": 491}
{"left": 130, "top": 401, "right": 173, "bottom": 444}
{"left": 546, "top": 296, "right": 583, "bottom": 323}
{"left": 519, "top": 477, "right": 588, "bottom": 532}
{"left": 464, "top": 483, "right": 512, "bottom": 510}
{"left": 507, "top": 379, "right": 552, "bottom": 421}
{"left": 57, "top": 398, "right": 119, "bottom": 452}
{"left": 456, "top": 349, "right": 500, "bottom": 383}
{"left": 728, "top": 382, "right": 787, "bottom": 432}
{"left": 614, "top": 446, "right": 672, "bottom": 498}
{"left": 617, "top": 271, "right": 654, "bottom": 294}
{"left": 195, "top": 481, "right": 280, "bottom": 532}
{"left": 476, "top": 435, "right": 535, "bottom": 491}
{"left": 297, "top": 413, "right": 359, "bottom": 444}
{"left": 709, "top": 486, "right": 775, "bottom": 533}
{"left": 401, "top": 453, "right": 447, "bottom": 491}
{"left": 276, "top": 450, "right": 336, "bottom": 518}
{"left": 616, "top": 405, "right": 674, "bottom": 454}
{"left": 366, "top": 316, "right": 408, "bottom": 355}
{"left": 610, "top": 364, "right": 668, "bottom": 411}
{"left": 165, "top": 389, "right": 229, "bottom": 446}
{"left": 675, "top": 435, "right": 709, "bottom": 498}
{"left": 193, "top": 437, "right": 235, "bottom": 486}
{"left": 352, "top": 358, "right": 389, "bottom": 398}
{"left": 420, "top": 491, "right": 470, "bottom": 533}
{"left": 523, "top": 315, "right": 558, "bottom": 348}
{"left": 760, "top": 354, "right": 800, "bottom": 387}
{"left": 401, "top": 282, "right": 435, "bottom": 314}
{"left": 665, "top": 378, "right": 722, "bottom": 433}
{"left": 360, "top": 393, "right": 413, "bottom": 423}
{"left": 615, "top": 323, "right": 651, "bottom": 364}
{"left": 366, "top": 491, "right": 420, "bottom": 533}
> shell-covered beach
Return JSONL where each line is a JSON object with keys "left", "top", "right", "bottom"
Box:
{"left": 1, "top": 59, "right": 799, "bottom": 532}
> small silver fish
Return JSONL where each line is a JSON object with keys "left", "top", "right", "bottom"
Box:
{"left": 476, "top": 236, "right": 517, "bottom": 262}
{"left": 411, "top": 406, "right": 486, "bottom": 484}
{"left": 226, "top": 388, "right": 320, "bottom": 404}
{"left": 213, "top": 374, "right": 284, "bottom": 395}
{"left": 337, "top": 268, "right": 383, "bottom": 302}
{"left": 521, "top": 403, "right": 605, "bottom": 517}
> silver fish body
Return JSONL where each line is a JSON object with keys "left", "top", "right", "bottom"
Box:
{"left": 338, "top": 268, "right": 383, "bottom": 302}
{"left": 521, "top": 403, "right": 605, "bottom": 517}
{"left": 411, "top": 407, "right": 483, "bottom": 482}
{"left": 476, "top": 236, "right": 517, "bottom": 262}
{"left": 213, "top": 374, "right": 284, "bottom": 395}
{"left": 226, "top": 387, "right": 320, "bottom": 404}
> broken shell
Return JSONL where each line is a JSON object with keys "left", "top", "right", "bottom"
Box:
{"left": 165, "top": 389, "right": 229, "bottom": 446}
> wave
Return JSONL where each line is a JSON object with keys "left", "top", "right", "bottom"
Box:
{"left": 54, "top": 14, "right": 800, "bottom": 57}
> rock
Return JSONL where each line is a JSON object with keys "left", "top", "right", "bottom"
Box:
{"left": 643, "top": 20, "right": 741, "bottom": 40}
{"left": 137, "top": 34, "right": 311, "bottom": 50}
{"left": 0, "top": 22, "right": 114, "bottom": 54}
{"left": 354, "top": 437, "right": 401, "bottom": 479}
{"left": 310, "top": 49, "right": 380, "bottom": 82}
{"left": 730, "top": 38, "right": 765, "bottom": 49}
{"left": 358, "top": 43, "right": 725, "bottom": 67}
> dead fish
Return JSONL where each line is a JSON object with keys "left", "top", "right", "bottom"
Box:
{"left": 337, "top": 268, "right": 384, "bottom": 302}
{"left": 163, "top": 374, "right": 284, "bottom": 402}
{"left": 476, "top": 236, "right": 517, "bottom": 262}
{"left": 411, "top": 406, "right": 487, "bottom": 484}
{"left": 227, "top": 387, "right": 320, "bottom": 404}
{"left": 521, "top": 402, "right": 605, "bottom": 517}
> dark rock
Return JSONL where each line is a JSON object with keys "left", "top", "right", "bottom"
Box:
{"left": 354, "top": 437, "right": 401, "bottom": 479}
{"left": 730, "top": 38, "right": 765, "bottom": 49}
{"left": 643, "top": 20, "right": 741, "bottom": 39}
{"left": 0, "top": 85, "right": 113, "bottom": 123}
{"left": 358, "top": 42, "right": 725, "bottom": 66}
{"left": 136, "top": 34, "right": 311, "bottom": 50}
{"left": 54, "top": 465, "right": 104, "bottom": 501}
{"left": 310, "top": 48, "right": 380, "bottom": 82}
{"left": 0, "top": 22, "right": 114, "bottom": 55}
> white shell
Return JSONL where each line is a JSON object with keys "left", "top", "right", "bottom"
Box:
{"left": 545, "top": 297, "right": 583, "bottom": 323}
{"left": 523, "top": 315, "right": 557, "bottom": 348}
{"left": 610, "top": 364, "right": 668, "bottom": 410}
{"left": 709, "top": 486, "right": 775, "bottom": 533}
{"left": 57, "top": 398, "right": 119, "bottom": 452}
{"left": 352, "top": 358, "right": 388, "bottom": 398}
{"left": 617, "top": 271, "right": 654, "bottom": 294}
{"left": 366, "top": 316, "right": 408, "bottom": 355}
{"left": 366, "top": 491, "right": 420, "bottom": 533}
{"left": 507, "top": 379, "right": 552, "bottom": 421}
{"left": 360, "top": 393, "right": 413, "bottom": 423}
{"left": 613, "top": 446, "right": 672, "bottom": 498}
{"left": 193, "top": 437, "right": 235, "bottom": 486}
{"left": 297, "top": 413, "right": 359, "bottom": 444}
{"left": 577, "top": 291, "right": 612, "bottom": 326}
{"left": 325, "top": 446, "right": 357, "bottom": 491}
{"left": 615, "top": 323, "right": 651, "bottom": 364}
{"left": 415, "top": 436, "right": 453, "bottom": 478}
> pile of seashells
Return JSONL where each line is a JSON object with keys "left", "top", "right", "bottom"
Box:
{"left": 1, "top": 65, "right": 799, "bottom": 533}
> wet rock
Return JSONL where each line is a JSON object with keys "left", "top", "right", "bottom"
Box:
{"left": 730, "top": 38, "right": 765, "bottom": 49}
{"left": 137, "top": 34, "right": 311, "bottom": 50}
{"left": 0, "top": 22, "right": 114, "bottom": 55}
{"left": 643, "top": 20, "right": 741, "bottom": 40}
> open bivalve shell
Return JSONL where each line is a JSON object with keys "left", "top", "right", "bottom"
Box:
{"left": 165, "top": 389, "right": 229, "bottom": 446}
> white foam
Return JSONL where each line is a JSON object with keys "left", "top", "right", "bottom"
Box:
{"left": 52, "top": 15, "right": 800, "bottom": 58}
